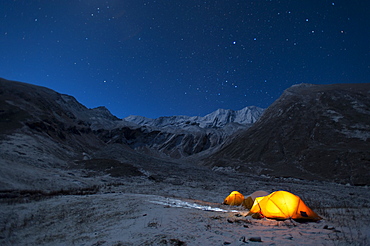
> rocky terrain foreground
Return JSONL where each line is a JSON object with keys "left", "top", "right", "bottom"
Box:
{"left": 1, "top": 168, "right": 369, "bottom": 245}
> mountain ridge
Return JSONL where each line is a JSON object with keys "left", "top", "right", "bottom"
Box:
{"left": 124, "top": 106, "right": 264, "bottom": 129}
{"left": 204, "top": 82, "right": 370, "bottom": 185}
{"left": 1, "top": 78, "right": 369, "bottom": 187}
{"left": 0, "top": 77, "right": 263, "bottom": 173}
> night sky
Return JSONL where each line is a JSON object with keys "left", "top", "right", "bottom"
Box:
{"left": 1, "top": 1, "right": 369, "bottom": 118}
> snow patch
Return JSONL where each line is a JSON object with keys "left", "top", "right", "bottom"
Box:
{"left": 340, "top": 129, "right": 370, "bottom": 141}
{"left": 212, "top": 166, "right": 240, "bottom": 173}
{"left": 151, "top": 197, "right": 240, "bottom": 213}
{"left": 326, "top": 109, "right": 343, "bottom": 122}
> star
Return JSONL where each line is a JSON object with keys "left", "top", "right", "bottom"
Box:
{"left": 0, "top": 0, "right": 367, "bottom": 118}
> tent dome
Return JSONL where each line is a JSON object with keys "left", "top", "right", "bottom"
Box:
{"left": 248, "top": 191, "right": 321, "bottom": 221}
{"left": 223, "top": 191, "right": 244, "bottom": 206}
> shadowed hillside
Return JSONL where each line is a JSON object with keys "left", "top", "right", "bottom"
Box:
{"left": 204, "top": 83, "right": 370, "bottom": 185}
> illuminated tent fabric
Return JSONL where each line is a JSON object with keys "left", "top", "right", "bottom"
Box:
{"left": 243, "top": 190, "right": 269, "bottom": 209}
{"left": 223, "top": 191, "right": 244, "bottom": 206}
{"left": 248, "top": 191, "right": 322, "bottom": 221}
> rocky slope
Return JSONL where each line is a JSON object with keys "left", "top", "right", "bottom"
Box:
{"left": 0, "top": 78, "right": 145, "bottom": 190}
{"left": 204, "top": 83, "right": 370, "bottom": 185}
{"left": 2, "top": 78, "right": 369, "bottom": 187}
{"left": 120, "top": 106, "right": 264, "bottom": 158}
{"left": 0, "top": 78, "right": 262, "bottom": 189}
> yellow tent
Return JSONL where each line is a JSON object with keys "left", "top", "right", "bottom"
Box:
{"left": 223, "top": 191, "right": 244, "bottom": 206}
{"left": 248, "top": 191, "right": 322, "bottom": 221}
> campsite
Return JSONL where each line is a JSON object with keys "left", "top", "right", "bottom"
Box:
{"left": 1, "top": 0, "right": 370, "bottom": 243}
{"left": 0, "top": 80, "right": 369, "bottom": 245}
{"left": 1, "top": 168, "right": 369, "bottom": 245}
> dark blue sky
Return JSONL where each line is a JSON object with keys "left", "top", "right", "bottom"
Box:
{"left": 1, "top": 0, "right": 369, "bottom": 118}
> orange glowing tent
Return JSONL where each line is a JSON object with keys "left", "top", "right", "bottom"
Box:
{"left": 223, "top": 191, "right": 244, "bottom": 206}
{"left": 248, "top": 191, "right": 322, "bottom": 221}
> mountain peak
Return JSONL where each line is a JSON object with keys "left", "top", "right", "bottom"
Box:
{"left": 124, "top": 106, "right": 265, "bottom": 129}
{"left": 90, "top": 106, "right": 119, "bottom": 121}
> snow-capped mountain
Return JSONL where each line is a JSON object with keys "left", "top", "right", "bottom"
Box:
{"left": 118, "top": 106, "right": 265, "bottom": 158}
{"left": 97, "top": 107, "right": 265, "bottom": 159}
{"left": 124, "top": 106, "right": 264, "bottom": 129}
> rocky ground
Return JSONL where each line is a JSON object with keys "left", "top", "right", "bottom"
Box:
{"left": 1, "top": 161, "right": 369, "bottom": 246}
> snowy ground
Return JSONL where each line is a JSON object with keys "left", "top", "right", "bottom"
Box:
{"left": 1, "top": 175, "right": 369, "bottom": 246}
